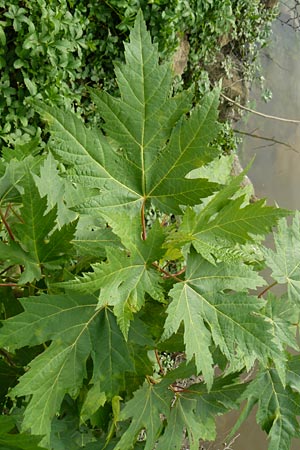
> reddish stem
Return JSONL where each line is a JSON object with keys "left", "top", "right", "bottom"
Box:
{"left": 154, "top": 349, "right": 165, "bottom": 375}
{"left": 170, "top": 383, "right": 199, "bottom": 394}
{"left": 171, "top": 266, "right": 186, "bottom": 277}
{"left": 152, "top": 262, "right": 185, "bottom": 282}
{"left": 0, "top": 348, "right": 16, "bottom": 367}
{"left": 0, "top": 283, "right": 18, "bottom": 287}
{"left": 4, "top": 204, "right": 10, "bottom": 220}
{"left": 9, "top": 205, "right": 24, "bottom": 224}
{"left": 0, "top": 209, "right": 15, "bottom": 241}
{"left": 258, "top": 281, "right": 278, "bottom": 298}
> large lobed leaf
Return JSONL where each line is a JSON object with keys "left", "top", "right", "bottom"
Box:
{"left": 114, "top": 364, "right": 245, "bottom": 450}
{"left": 0, "top": 172, "right": 76, "bottom": 283}
{"left": 0, "top": 294, "right": 135, "bottom": 442}
{"left": 162, "top": 250, "right": 284, "bottom": 388}
{"left": 33, "top": 11, "right": 221, "bottom": 220}
{"left": 58, "top": 220, "right": 166, "bottom": 338}
{"left": 233, "top": 364, "right": 300, "bottom": 450}
{"left": 167, "top": 172, "right": 290, "bottom": 264}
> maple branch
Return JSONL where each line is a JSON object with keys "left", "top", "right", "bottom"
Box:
{"left": 154, "top": 349, "right": 165, "bottom": 375}
{"left": 258, "top": 281, "right": 278, "bottom": 298}
{"left": 169, "top": 383, "right": 199, "bottom": 394}
{"left": 234, "top": 129, "right": 299, "bottom": 154}
{"left": 4, "top": 204, "right": 10, "bottom": 219}
{"left": 223, "top": 434, "right": 241, "bottom": 450}
{"left": 141, "top": 199, "right": 147, "bottom": 240}
{"left": 0, "top": 283, "right": 18, "bottom": 287}
{"left": 8, "top": 204, "right": 24, "bottom": 224}
{"left": 171, "top": 266, "right": 186, "bottom": 277}
{"left": 0, "top": 209, "right": 15, "bottom": 241}
{"left": 0, "top": 265, "right": 14, "bottom": 276}
{"left": 221, "top": 92, "right": 300, "bottom": 123}
{"left": 152, "top": 262, "right": 185, "bottom": 282}
{"left": 0, "top": 348, "right": 16, "bottom": 367}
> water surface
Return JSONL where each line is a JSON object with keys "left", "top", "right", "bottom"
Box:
{"left": 239, "top": 11, "right": 300, "bottom": 210}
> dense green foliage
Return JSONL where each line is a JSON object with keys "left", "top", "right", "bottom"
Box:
{"left": 0, "top": 13, "right": 300, "bottom": 450}
{"left": 0, "top": 0, "right": 277, "bottom": 147}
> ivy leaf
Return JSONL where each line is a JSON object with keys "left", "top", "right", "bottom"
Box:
{"left": 0, "top": 294, "right": 134, "bottom": 441}
{"left": 234, "top": 368, "right": 300, "bottom": 450}
{"left": 0, "top": 415, "right": 46, "bottom": 450}
{"left": 264, "top": 212, "right": 300, "bottom": 305}
{"left": 58, "top": 221, "right": 165, "bottom": 338}
{"left": 162, "top": 250, "right": 282, "bottom": 388}
{"left": 33, "top": 12, "right": 221, "bottom": 221}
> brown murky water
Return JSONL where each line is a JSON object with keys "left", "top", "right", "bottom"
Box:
{"left": 239, "top": 5, "right": 300, "bottom": 210}
{"left": 209, "top": 3, "right": 300, "bottom": 449}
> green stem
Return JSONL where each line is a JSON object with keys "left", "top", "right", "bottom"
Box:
{"left": 141, "top": 199, "right": 147, "bottom": 240}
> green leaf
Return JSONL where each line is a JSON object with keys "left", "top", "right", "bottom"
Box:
{"left": 162, "top": 250, "right": 282, "bottom": 388}
{"left": 0, "top": 294, "right": 134, "bottom": 441}
{"left": 80, "top": 383, "right": 106, "bottom": 424}
{"left": 114, "top": 364, "right": 245, "bottom": 450}
{"left": 0, "top": 155, "right": 42, "bottom": 205}
{"left": 156, "top": 372, "right": 245, "bottom": 449}
{"left": 72, "top": 219, "right": 121, "bottom": 258}
{"left": 168, "top": 173, "right": 289, "bottom": 263}
{"left": 0, "top": 9, "right": 297, "bottom": 450}
{"left": 24, "top": 78, "right": 37, "bottom": 96}
{"left": 33, "top": 153, "right": 77, "bottom": 227}
{"left": 156, "top": 395, "right": 203, "bottom": 450}
{"left": 114, "top": 380, "right": 173, "bottom": 450}
{"left": 287, "top": 355, "right": 300, "bottom": 392}
{"left": 188, "top": 373, "right": 246, "bottom": 440}
{"left": 90, "top": 11, "right": 191, "bottom": 167}
{"left": 49, "top": 398, "right": 97, "bottom": 450}
{"left": 0, "top": 172, "right": 77, "bottom": 283}
{"left": 236, "top": 368, "right": 300, "bottom": 450}
{"left": 0, "top": 415, "right": 46, "bottom": 450}
{"left": 57, "top": 221, "right": 165, "bottom": 338}
{"left": 263, "top": 293, "right": 298, "bottom": 351}
{"left": 264, "top": 212, "right": 300, "bottom": 305}
{"left": 33, "top": 12, "right": 221, "bottom": 221}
